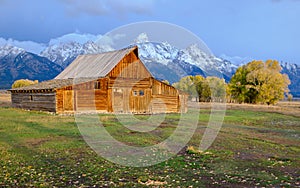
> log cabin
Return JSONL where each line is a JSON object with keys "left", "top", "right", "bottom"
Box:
{"left": 9, "top": 46, "right": 188, "bottom": 114}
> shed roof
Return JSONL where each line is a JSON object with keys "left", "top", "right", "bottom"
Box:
{"left": 55, "top": 46, "right": 138, "bottom": 79}
{"left": 9, "top": 78, "right": 96, "bottom": 91}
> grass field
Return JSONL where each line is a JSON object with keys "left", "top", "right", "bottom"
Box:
{"left": 0, "top": 92, "right": 299, "bottom": 187}
{"left": 0, "top": 104, "right": 299, "bottom": 187}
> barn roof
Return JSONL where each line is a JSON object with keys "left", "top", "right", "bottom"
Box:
{"left": 55, "top": 46, "right": 138, "bottom": 79}
{"left": 9, "top": 78, "right": 96, "bottom": 91}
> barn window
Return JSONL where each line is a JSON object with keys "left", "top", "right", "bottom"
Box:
{"left": 139, "top": 90, "right": 144, "bottom": 96}
{"left": 133, "top": 90, "right": 138, "bottom": 96}
{"left": 29, "top": 95, "right": 33, "bottom": 101}
{"left": 94, "top": 81, "right": 101, "bottom": 89}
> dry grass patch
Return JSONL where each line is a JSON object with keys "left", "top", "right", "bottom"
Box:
{"left": 0, "top": 92, "right": 11, "bottom": 107}
{"left": 190, "top": 101, "right": 300, "bottom": 117}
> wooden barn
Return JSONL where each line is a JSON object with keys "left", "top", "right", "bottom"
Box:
{"left": 9, "top": 46, "right": 188, "bottom": 114}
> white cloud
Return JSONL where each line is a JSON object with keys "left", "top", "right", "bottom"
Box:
{"left": 134, "top": 33, "right": 149, "bottom": 43}
{"left": 95, "top": 33, "right": 125, "bottom": 47}
{"left": 49, "top": 33, "right": 103, "bottom": 45}
{"left": 0, "top": 32, "right": 109, "bottom": 53}
{"left": 0, "top": 37, "right": 46, "bottom": 54}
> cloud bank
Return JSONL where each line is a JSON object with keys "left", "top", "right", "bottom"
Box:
{"left": 49, "top": 33, "right": 103, "bottom": 45}
{"left": 0, "top": 38, "right": 46, "bottom": 54}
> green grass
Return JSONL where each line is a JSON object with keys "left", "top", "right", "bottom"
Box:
{"left": 0, "top": 107, "right": 299, "bottom": 187}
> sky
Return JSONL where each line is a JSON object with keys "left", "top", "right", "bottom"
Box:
{"left": 0, "top": 0, "right": 300, "bottom": 64}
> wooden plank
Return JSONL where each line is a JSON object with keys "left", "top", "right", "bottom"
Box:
{"left": 107, "top": 88, "right": 112, "bottom": 112}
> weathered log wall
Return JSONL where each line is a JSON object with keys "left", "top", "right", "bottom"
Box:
{"left": 11, "top": 92, "right": 56, "bottom": 112}
{"left": 150, "top": 79, "right": 180, "bottom": 113}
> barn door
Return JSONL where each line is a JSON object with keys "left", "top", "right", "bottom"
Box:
{"left": 112, "top": 88, "right": 124, "bottom": 113}
{"left": 131, "top": 89, "right": 150, "bottom": 114}
{"left": 63, "top": 90, "right": 74, "bottom": 111}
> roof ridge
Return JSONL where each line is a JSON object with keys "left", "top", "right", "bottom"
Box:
{"left": 77, "top": 45, "right": 137, "bottom": 57}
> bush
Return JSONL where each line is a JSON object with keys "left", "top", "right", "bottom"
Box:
{"left": 11, "top": 79, "right": 38, "bottom": 88}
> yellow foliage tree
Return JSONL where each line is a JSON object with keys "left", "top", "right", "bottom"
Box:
{"left": 12, "top": 79, "right": 38, "bottom": 89}
{"left": 228, "top": 60, "right": 290, "bottom": 105}
{"left": 173, "top": 75, "right": 226, "bottom": 102}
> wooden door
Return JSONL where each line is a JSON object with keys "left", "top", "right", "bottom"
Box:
{"left": 112, "top": 88, "right": 124, "bottom": 113}
{"left": 130, "top": 89, "right": 151, "bottom": 114}
{"left": 63, "top": 90, "right": 74, "bottom": 111}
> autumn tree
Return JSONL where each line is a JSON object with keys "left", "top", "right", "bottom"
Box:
{"left": 196, "top": 77, "right": 211, "bottom": 102}
{"left": 12, "top": 79, "right": 38, "bottom": 89}
{"left": 228, "top": 60, "right": 290, "bottom": 105}
{"left": 206, "top": 77, "right": 226, "bottom": 102}
{"left": 227, "top": 65, "right": 251, "bottom": 103}
{"left": 173, "top": 76, "right": 198, "bottom": 100}
{"left": 191, "top": 75, "right": 209, "bottom": 102}
{"left": 173, "top": 75, "right": 226, "bottom": 102}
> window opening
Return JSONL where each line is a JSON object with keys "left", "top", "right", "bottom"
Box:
{"left": 94, "top": 81, "right": 101, "bottom": 89}
{"left": 133, "top": 90, "right": 138, "bottom": 96}
{"left": 139, "top": 90, "right": 144, "bottom": 96}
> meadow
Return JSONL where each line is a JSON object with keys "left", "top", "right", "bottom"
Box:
{"left": 0, "top": 93, "right": 299, "bottom": 187}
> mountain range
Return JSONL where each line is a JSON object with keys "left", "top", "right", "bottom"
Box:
{"left": 0, "top": 45, "right": 63, "bottom": 89}
{"left": 0, "top": 33, "right": 299, "bottom": 97}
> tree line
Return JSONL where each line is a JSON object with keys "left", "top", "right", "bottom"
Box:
{"left": 172, "top": 60, "right": 291, "bottom": 105}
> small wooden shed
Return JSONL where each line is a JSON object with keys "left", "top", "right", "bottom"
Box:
{"left": 10, "top": 46, "right": 188, "bottom": 114}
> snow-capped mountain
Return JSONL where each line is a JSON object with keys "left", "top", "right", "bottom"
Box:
{"left": 38, "top": 33, "right": 238, "bottom": 82}
{"left": 0, "top": 48, "right": 63, "bottom": 89}
{"left": 0, "top": 33, "right": 107, "bottom": 68}
{"left": 176, "top": 44, "right": 237, "bottom": 79}
{"left": 0, "top": 45, "right": 25, "bottom": 58}
{"left": 135, "top": 41, "right": 237, "bottom": 82}
{"left": 40, "top": 41, "right": 112, "bottom": 68}
{"left": 137, "top": 42, "right": 179, "bottom": 66}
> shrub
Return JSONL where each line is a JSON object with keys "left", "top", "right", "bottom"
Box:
{"left": 11, "top": 79, "right": 38, "bottom": 88}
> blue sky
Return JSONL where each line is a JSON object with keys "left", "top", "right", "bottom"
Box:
{"left": 0, "top": 0, "right": 300, "bottom": 64}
